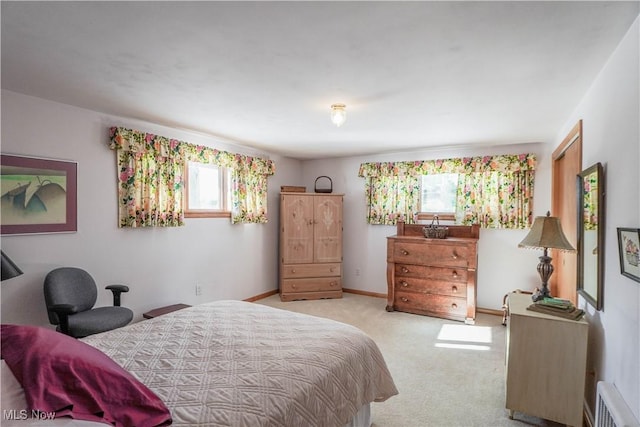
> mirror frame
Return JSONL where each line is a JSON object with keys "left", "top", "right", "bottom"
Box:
{"left": 577, "top": 162, "right": 604, "bottom": 310}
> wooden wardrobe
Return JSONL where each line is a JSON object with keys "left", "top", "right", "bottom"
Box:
{"left": 279, "top": 192, "right": 343, "bottom": 301}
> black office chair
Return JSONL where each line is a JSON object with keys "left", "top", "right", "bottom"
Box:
{"left": 44, "top": 267, "right": 133, "bottom": 338}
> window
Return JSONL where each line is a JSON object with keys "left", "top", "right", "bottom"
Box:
{"left": 185, "top": 161, "right": 231, "bottom": 218}
{"left": 419, "top": 173, "right": 458, "bottom": 220}
{"left": 359, "top": 154, "right": 535, "bottom": 227}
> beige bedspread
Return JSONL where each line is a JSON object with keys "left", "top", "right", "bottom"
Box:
{"left": 82, "top": 300, "right": 398, "bottom": 426}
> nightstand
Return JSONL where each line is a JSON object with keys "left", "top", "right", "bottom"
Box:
{"left": 505, "top": 293, "right": 588, "bottom": 426}
{"left": 143, "top": 303, "right": 191, "bottom": 319}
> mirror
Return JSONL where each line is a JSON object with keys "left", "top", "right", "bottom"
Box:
{"left": 577, "top": 162, "right": 604, "bottom": 310}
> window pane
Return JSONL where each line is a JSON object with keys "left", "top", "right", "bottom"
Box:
{"left": 421, "top": 173, "right": 458, "bottom": 213}
{"left": 188, "top": 162, "right": 221, "bottom": 210}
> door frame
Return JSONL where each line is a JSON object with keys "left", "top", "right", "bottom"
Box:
{"left": 551, "top": 120, "right": 582, "bottom": 300}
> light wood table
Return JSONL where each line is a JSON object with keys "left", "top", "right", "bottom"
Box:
{"left": 505, "top": 293, "right": 588, "bottom": 426}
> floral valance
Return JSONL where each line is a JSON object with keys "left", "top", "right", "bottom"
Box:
{"left": 109, "top": 127, "right": 275, "bottom": 175}
{"left": 358, "top": 153, "right": 536, "bottom": 178}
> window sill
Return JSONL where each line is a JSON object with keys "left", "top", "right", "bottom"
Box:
{"left": 185, "top": 211, "right": 231, "bottom": 219}
{"left": 416, "top": 213, "right": 455, "bottom": 221}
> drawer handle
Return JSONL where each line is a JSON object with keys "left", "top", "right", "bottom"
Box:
{"left": 292, "top": 284, "right": 297, "bottom": 289}
{"left": 401, "top": 297, "right": 409, "bottom": 302}
{"left": 330, "top": 281, "right": 337, "bottom": 287}
{"left": 401, "top": 249, "right": 409, "bottom": 256}
{"left": 330, "top": 267, "right": 335, "bottom": 273}
{"left": 291, "top": 269, "right": 296, "bottom": 274}
{"left": 451, "top": 252, "right": 458, "bottom": 260}
{"left": 401, "top": 267, "right": 409, "bottom": 273}
{"left": 452, "top": 271, "right": 458, "bottom": 278}
{"left": 452, "top": 286, "right": 458, "bottom": 293}
{"left": 400, "top": 281, "right": 409, "bottom": 287}
{"left": 451, "top": 303, "right": 458, "bottom": 309}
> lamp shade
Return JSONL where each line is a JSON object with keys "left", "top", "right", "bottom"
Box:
{"left": 1, "top": 250, "right": 23, "bottom": 281}
{"left": 518, "top": 211, "right": 575, "bottom": 252}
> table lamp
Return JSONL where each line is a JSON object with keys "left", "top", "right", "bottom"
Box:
{"left": 518, "top": 212, "right": 575, "bottom": 301}
{"left": 1, "top": 250, "right": 23, "bottom": 281}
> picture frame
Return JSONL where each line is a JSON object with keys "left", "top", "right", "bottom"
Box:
{"left": 617, "top": 228, "right": 640, "bottom": 283}
{"left": 1, "top": 154, "right": 77, "bottom": 235}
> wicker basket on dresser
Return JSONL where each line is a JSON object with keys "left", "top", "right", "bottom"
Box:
{"left": 386, "top": 220, "right": 480, "bottom": 324}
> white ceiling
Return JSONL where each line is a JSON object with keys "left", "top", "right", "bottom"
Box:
{"left": 2, "top": 1, "right": 638, "bottom": 160}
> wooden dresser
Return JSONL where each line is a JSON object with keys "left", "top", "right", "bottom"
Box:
{"left": 386, "top": 220, "right": 480, "bottom": 323}
{"left": 279, "top": 192, "right": 343, "bottom": 301}
{"left": 505, "top": 292, "right": 588, "bottom": 426}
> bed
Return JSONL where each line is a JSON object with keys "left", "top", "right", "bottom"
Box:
{"left": 1, "top": 300, "right": 398, "bottom": 426}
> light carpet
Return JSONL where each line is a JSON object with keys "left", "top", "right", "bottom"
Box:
{"left": 257, "top": 292, "right": 563, "bottom": 427}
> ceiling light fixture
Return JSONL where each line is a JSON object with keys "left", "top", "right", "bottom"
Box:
{"left": 330, "top": 104, "right": 346, "bottom": 127}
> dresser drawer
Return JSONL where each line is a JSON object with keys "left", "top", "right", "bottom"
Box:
{"left": 281, "top": 277, "right": 342, "bottom": 293}
{"left": 393, "top": 241, "right": 471, "bottom": 268}
{"left": 394, "top": 277, "right": 466, "bottom": 297}
{"left": 395, "top": 264, "right": 467, "bottom": 283}
{"left": 281, "top": 263, "right": 341, "bottom": 279}
{"left": 394, "top": 291, "right": 467, "bottom": 319}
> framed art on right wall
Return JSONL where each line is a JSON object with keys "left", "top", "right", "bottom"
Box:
{"left": 617, "top": 228, "right": 640, "bottom": 283}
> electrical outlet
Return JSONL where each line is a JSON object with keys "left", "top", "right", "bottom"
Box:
{"left": 195, "top": 285, "right": 202, "bottom": 296}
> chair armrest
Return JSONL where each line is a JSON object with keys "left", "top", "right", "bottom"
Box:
{"left": 105, "top": 284, "right": 129, "bottom": 307}
{"left": 50, "top": 304, "right": 78, "bottom": 335}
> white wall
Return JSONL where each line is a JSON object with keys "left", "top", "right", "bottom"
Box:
{"left": 555, "top": 16, "right": 640, "bottom": 420}
{"left": 300, "top": 142, "right": 553, "bottom": 310}
{"left": 0, "top": 90, "right": 303, "bottom": 325}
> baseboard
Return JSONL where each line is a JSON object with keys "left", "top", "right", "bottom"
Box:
{"left": 247, "top": 289, "right": 503, "bottom": 319}
{"left": 244, "top": 289, "right": 278, "bottom": 302}
{"left": 342, "top": 288, "right": 387, "bottom": 299}
{"left": 477, "top": 307, "right": 503, "bottom": 317}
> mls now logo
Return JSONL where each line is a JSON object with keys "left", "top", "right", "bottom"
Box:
{"left": 3, "top": 409, "right": 55, "bottom": 420}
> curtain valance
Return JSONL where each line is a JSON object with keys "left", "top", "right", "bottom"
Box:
{"left": 108, "top": 127, "right": 275, "bottom": 226}
{"left": 109, "top": 127, "right": 275, "bottom": 175}
{"left": 358, "top": 153, "right": 536, "bottom": 178}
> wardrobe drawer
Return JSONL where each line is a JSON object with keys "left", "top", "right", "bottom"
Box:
{"left": 394, "top": 277, "right": 466, "bottom": 297}
{"left": 395, "top": 264, "right": 467, "bottom": 283}
{"left": 393, "top": 241, "right": 471, "bottom": 268}
{"left": 281, "top": 263, "right": 341, "bottom": 279}
{"left": 281, "top": 277, "right": 342, "bottom": 293}
{"left": 394, "top": 291, "right": 467, "bottom": 319}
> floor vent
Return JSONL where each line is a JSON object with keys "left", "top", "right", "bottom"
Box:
{"left": 595, "top": 382, "right": 640, "bottom": 427}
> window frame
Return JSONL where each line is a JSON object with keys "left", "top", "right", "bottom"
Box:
{"left": 184, "top": 161, "right": 231, "bottom": 219}
{"left": 417, "top": 173, "right": 458, "bottom": 221}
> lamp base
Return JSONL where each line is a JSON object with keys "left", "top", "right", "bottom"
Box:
{"left": 531, "top": 253, "right": 553, "bottom": 302}
{"left": 531, "top": 286, "right": 551, "bottom": 302}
